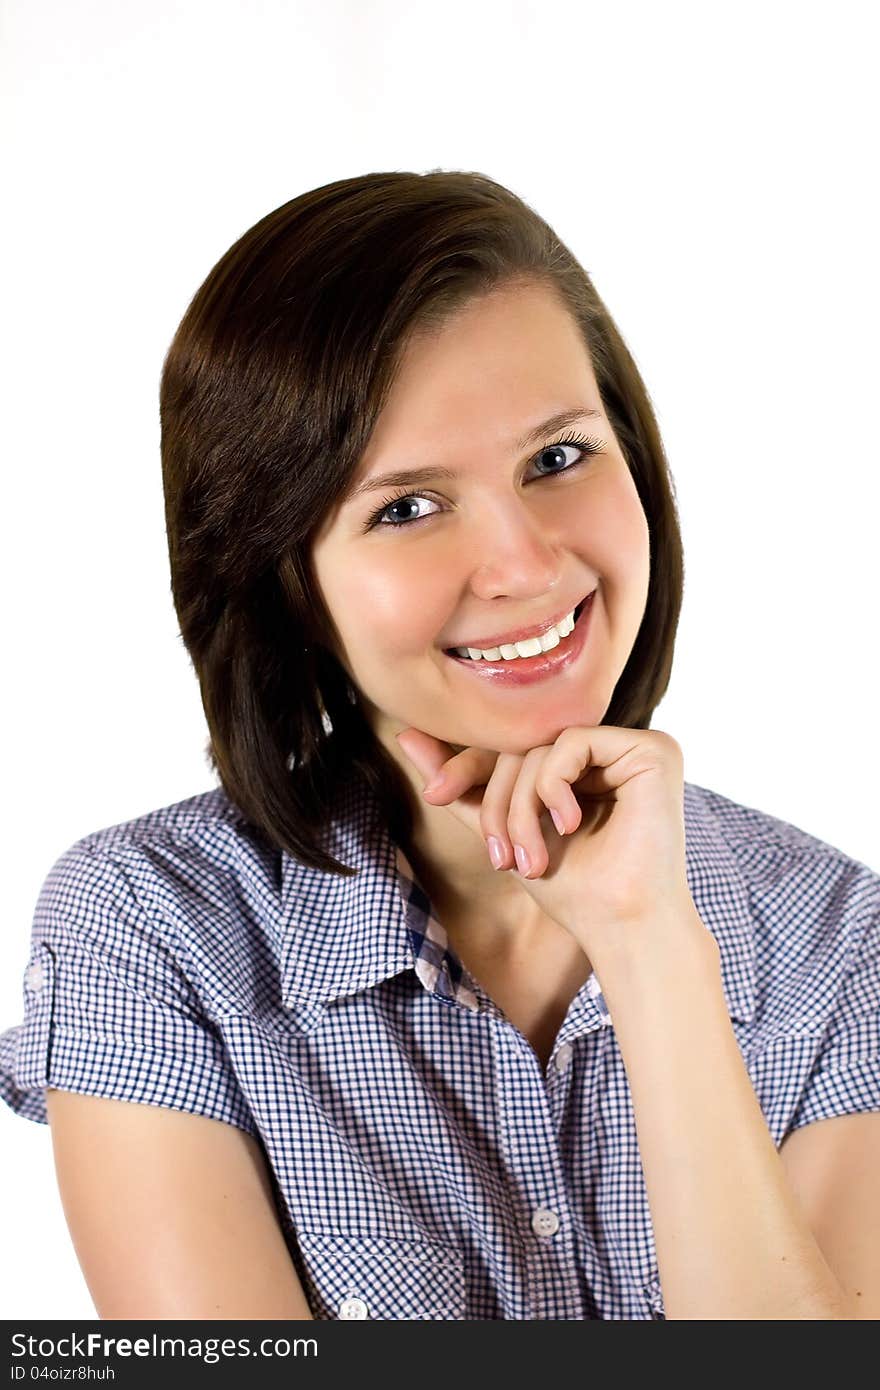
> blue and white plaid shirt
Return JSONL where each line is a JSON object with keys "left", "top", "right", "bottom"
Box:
{"left": 2, "top": 767, "right": 879, "bottom": 1319}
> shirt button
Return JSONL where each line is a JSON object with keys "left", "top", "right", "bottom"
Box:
{"left": 554, "top": 1042, "right": 573, "bottom": 1071}
{"left": 26, "top": 962, "right": 44, "bottom": 993}
{"left": 531, "top": 1207, "right": 560, "bottom": 1237}
{"left": 338, "top": 1296, "right": 369, "bottom": 1319}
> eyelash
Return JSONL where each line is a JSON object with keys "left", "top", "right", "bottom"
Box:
{"left": 363, "top": 431, "right": 605, "bottom": 532}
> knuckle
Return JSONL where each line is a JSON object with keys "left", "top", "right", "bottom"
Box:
{"left": 505, "top": 809, "right": 528, "bottom": 844}
{"left": 557, "top": 725, "right": 585, "bottom": 745}
{"left": 534, "top": 771, "right": 556, "bottom": 804}
{"left": 520, "top": 746, "right": 547, "bottom": 770}
{"left": 560, "top": 749, "right": 585, "bottom": 779}
{"left": 653, "top": 730, "right": 683, "bottom": 760}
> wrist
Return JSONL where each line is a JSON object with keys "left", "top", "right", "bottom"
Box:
{"left": 583, "top": 899, "right": 721, "bottom": 997}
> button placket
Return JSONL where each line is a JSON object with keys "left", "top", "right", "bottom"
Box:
{"left": 492, "top": 1017, "right": 583, "bottom": 1315}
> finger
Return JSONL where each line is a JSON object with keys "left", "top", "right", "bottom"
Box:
{"left": 419, "top": 745, "right": 498, "bottom": 803}
{"left": 552, "top": 724, "right": 681, "bottom": 796}
{"left": 395, "top": 728, "right": 456, "bottom": 787}
{"left": 537, "top": 763, "right": 585, "bottom": 834}
{"left": 395, "top": 730, "right": 500, "bottom": 846}
{"left": 507, "top": 745, "right": 557, "bottom": 878}
{"left": 536, "top": 741, "right": 606, "bottom": 832}
{"left": 475, "top": 752, "right": 524, "bottom": 872}
{"left": 523, "top": 730, "right": 647, "bottom": 854}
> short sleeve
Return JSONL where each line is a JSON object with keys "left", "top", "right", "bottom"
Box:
{"left": 787, "top": 898, "right": 880, "bottom": 1132}
{"left": 0, "top": 840, "right": 259, "bottom": 1137}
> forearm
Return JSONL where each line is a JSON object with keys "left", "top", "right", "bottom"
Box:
{"left": 593, "top": 908, "right": 853, "bottom": 1320}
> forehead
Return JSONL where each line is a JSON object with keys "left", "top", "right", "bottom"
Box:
{"left": 359, "top": 281, "right": 599, "bottom": 469}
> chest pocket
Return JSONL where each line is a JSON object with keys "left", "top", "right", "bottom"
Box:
{"left": 296, "top": 1230, "right": 466, "bottom": 1320}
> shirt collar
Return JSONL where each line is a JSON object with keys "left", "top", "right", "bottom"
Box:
{"left": 278, "top": 769, "right": 756, "bottom": 1026}
{"left": 278, "top": 765, "right": 413, "bottom": 1019}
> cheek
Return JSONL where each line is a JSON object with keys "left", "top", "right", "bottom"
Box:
{"left": 572, "top": 470, "right": 650, "bottom": 577}
{"left": 334, "top": 554, "right": 450, "bottom": 657}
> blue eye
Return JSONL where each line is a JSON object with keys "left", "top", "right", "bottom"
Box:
{"left": 363, "top": 431, "right": 605, "bottom": 532}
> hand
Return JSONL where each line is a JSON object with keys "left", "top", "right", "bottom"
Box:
{"left": 395, "top": 723, "right": 708, "bottom": 965}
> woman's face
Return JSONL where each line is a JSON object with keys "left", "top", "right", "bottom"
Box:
{"left": 309, "top": 280, "right": 651, "bottom": 758}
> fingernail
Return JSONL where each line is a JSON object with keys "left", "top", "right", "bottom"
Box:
{"left": 423, "top": 774, "right": 444, "bottom": 795}
{"left": 550, "top": 807, "right": 565, "bottom": 835}
{"left": 514, "top": 843, "right": 531, "bottom": 875}
{"left": 487, "top": 835, "right": 505, "bottom": 870}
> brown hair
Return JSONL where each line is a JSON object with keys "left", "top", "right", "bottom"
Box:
{"left": 159, "top": 169, "right": 684, "bottom": 878}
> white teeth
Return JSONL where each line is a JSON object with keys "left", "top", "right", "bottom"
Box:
{"left": 456, "top": 608, "right": 576, "bottom": 661}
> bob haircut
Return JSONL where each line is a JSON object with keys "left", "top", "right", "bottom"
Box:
{"left": 159, "top": 169, "right": 684, "bottom": 879}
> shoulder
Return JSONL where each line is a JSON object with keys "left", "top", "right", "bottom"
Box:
{"left": 34, "top": 787, "right": 285, "bottom": 1015}
{"left": 685, "top": 779, "right": 879, "bottom": 925}
{"left": 70, "top": 784, "right": 266, "bottom": 870}
{"left": 684, "top": 780, "right": 879, "bottom": 1031}
{"left": 5, "top": 788, "right": 273, "bottom": 1134}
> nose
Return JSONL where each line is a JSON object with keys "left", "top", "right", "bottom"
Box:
{"left": 467, "top": 494, "right": 564, "bottom": 598}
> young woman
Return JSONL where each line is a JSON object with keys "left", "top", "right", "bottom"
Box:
{"left": 1, "top": 170, "right": 878, "bottom": 1321}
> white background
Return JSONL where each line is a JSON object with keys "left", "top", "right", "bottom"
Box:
{"left": 1, "top": 0, "right": 877, "bottom": 1319}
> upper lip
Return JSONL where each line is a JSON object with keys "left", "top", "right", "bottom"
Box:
{"left": 444, "top": 590, "right": 594, "bottom": 651}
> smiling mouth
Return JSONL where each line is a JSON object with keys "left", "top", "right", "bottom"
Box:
{"left": 443, "top": 594, "right": 592, "bottom": 661}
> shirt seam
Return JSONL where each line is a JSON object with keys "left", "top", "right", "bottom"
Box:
{"left": 691, "top": 786, "right": 880, "bottom": 876}
{"left": 78, "top": 807, "right": 251, "bottom": 855}
{"left": 697, "top": 805, "right": 880, "bottom": 883}
{"left": 47, "top": 1024, "right": 237, "bottom": 1058}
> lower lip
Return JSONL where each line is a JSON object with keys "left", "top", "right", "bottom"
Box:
{"left": 443, "top": 591, "right": 595, "bottom": 687}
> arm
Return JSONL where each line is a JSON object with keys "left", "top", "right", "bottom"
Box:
{"left": 596, "top": 909, "right": 858, "bottom": 1320}
{"left": 46, "top": 1089, "right": 314, "bottom": 1319}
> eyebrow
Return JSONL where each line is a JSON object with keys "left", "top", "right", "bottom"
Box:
{"left": 348, "top": 406, "right": 603, "bottom": 501}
